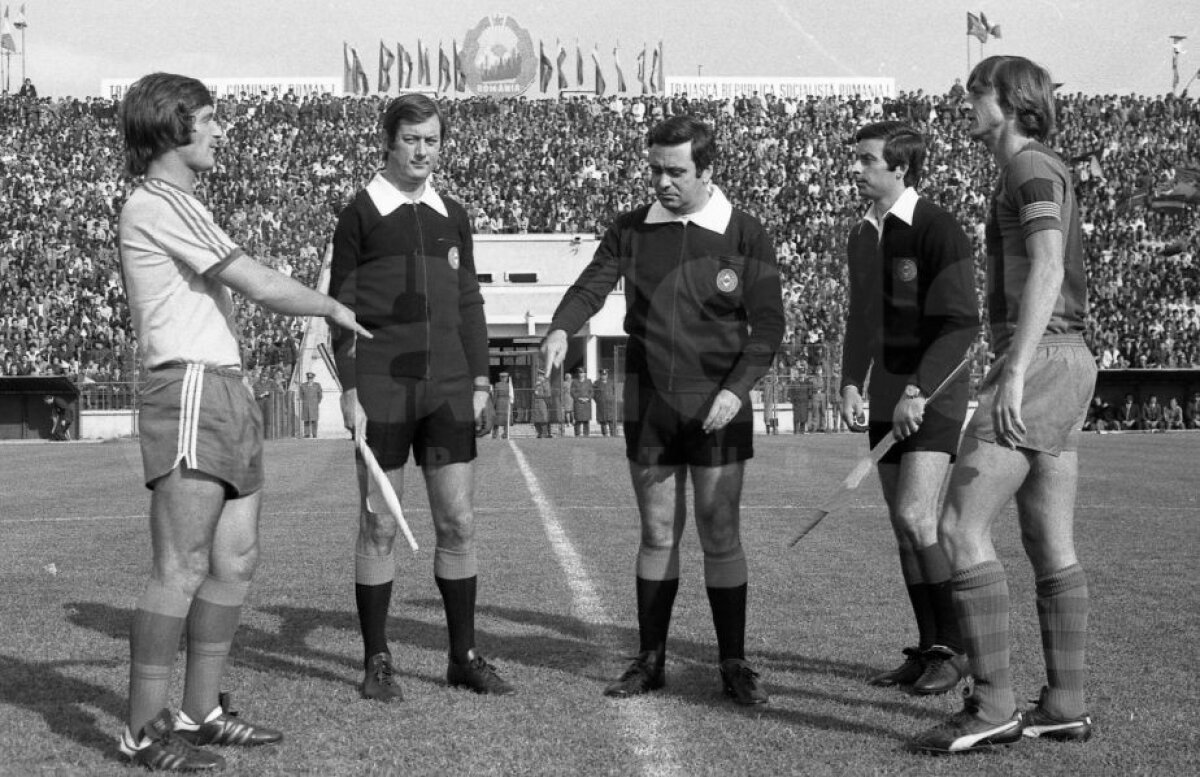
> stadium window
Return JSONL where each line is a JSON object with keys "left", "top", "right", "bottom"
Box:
{"left": 505, "top": 272, "right": 539, "bottom": 283}
{"left": 476, "top": 273, "right": 494, "bottom": 283}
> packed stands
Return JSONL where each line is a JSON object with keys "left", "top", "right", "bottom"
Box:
{"left": 2, "top": 87, "right": 1198, "bottom": 392}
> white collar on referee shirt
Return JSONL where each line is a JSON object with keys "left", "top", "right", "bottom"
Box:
{"left": 366, "top": 172, "right": 449, "bottom": 217}
{"left": 644, "top": 184, "right": 733, "bottom": 234}
{"left": 862, "top": 186, "right": 918, "bottom": 236}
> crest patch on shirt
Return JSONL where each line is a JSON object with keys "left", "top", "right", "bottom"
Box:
{"left": 716, "top": 268, "right": 739, "bottom": 293}
{"left": 447, "top": 246, "right": 460, "bottom": 270}
{"left": 896, "top": 258, "right": 918, "bottom": 283}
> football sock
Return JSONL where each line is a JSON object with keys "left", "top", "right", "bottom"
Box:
{"left": 900, "top": 548, "right": 936, "bottom": 649}
{"left": 917, "top": 542, "right": 962, "bottom": 653}
{"left": 182, "top": 576, "right": 250, "bottom": 724}
{"left": 355, "top": 550, "right": 395, "bottom": 664}
{"left": 128, "top": 581, "right": 192, "bottom": 737}
{"left": 1036, "top": 563, "right": 1089, "bottom": 719}
{"left": 703, "top": 546, "right": 748, "bottom": 662}
{"left": 434, "top": 545, "right": 479, "bottom": 665}
{"left": 635, "top": 544, "right": 681, "bottom": 658}
{"left": 951, "top": 560, "right": 1014, "bottom": 722}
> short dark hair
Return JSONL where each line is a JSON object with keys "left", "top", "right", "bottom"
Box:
{"left": 967, "top": 55, "right": 1056, "bottom": 141}
{"left": 381, "top": 93, "right": 446, "bottom": 159}
{"left": 853, "top": 121, "right": 927, "bottom": 187}
{"left": 647, "top": 115, "right": 717, "bottom": 172}
{"left": 119, "top": 73, "right": 213, "bottom": 176}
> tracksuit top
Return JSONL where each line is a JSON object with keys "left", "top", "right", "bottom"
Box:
{"left": 329, "top": 182, "right": 487, "bottom": 389}
{"left": 840, "top": 191, "right": 979, "bottom": 415}
{"left": 550, "top": 190, "right": 785, "bottom": 399}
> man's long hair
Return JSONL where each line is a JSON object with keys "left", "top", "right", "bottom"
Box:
{"left": 967, "top": 55, "right": 1056, "bottom": 142}
{"left": 119, "top": 73, "right": 213, "bottom": 177}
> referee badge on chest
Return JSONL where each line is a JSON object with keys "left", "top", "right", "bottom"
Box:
{"left": 447, "top": 246, "right": 461, "bottom": 270}
{"left": 716, "top": 268, "right": 739, "bottom": 293}
{"left": 895, "top": 258, "right": 918, "bottom": 283}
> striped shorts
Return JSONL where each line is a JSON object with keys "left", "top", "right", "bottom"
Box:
{"left": 138, "top": 363, "right": 264, "bottom": 496}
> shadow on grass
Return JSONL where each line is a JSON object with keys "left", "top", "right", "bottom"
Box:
{"left": 65, "top": 598, "right": 933, "bottom": 742}
{"left": 0, "top": 652, "right": 127, "bottom": 763}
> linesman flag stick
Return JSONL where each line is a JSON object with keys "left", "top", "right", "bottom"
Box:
{"left": 318, "top": 343, "right": 419, "bottom": 552}
{"left": 789, "top": 358, "right": 972, "bottom": 547}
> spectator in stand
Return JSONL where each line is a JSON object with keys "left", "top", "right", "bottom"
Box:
{"left": 1116, "top": 393, "right": 1141, "bottom": 430}
{"left": 1186, "top": 391, "right": 1200, "bottom": 429}
{"left": 1163, "top": 396, "right": 1185, "bottom": 430}
{"left": 1140, "top": 394, "right": 1165, "bottom": 431}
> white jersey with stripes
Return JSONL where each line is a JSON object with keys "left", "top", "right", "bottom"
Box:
{"left": 118, "top": 178, "right": 244, "bottom": 369}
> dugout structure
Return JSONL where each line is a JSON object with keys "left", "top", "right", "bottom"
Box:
{"left": 0, "top": 376, "right": 80, "bottom": 440}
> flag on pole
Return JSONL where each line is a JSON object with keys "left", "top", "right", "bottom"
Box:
{"left": 418, "top": 40, "right": 431, "bottom": 86}
{"left": 649, "top": 45, "right": 659, "bottom": 93}
{"left": 453, "top": 40, "right": 465, "bottom": 92}
{"left": 379, "top": 41, "right": 395, "bottom": 93}
{"left": 398, "top": 44, "right": 413, "bottom": 89}
{"left": 438, "top": 42, "right": 451, "bottom": 92}
{"left": 342, "top": 42, "right": 353, "bottom": 93}
{"left": 613, "top": 46, "right": 627, "bottom": 93}
{"left": 539, "top": 41, "right": 553, "bottom": 93}
{"left": 576, "top": 42, "right": 584, "bottom": 86}
{"left": 967, "top": 12, "right": 988, "bottom": 44}
{"left": 13, "top": 3, "right": 27, "bottom": 30}
{"left": 979, "top": 12, "right": 1002, "bottom": 39}
{"left": 655, "top": 41, "right": 664, "bottom": 93}
{"left": 1171, "top": 36, "right": 1187, "bottom": 91}
{"left": 636, "top": 45, "right": 647, "bottom": 94}
{"left": 351, "top": 47, "right": 370, "bottom": 95}
{"left": 591, "top": 46, "right": 606, "bottom": 96}
{"left": 556, "top": 41, "right": 568, "bottom": 89}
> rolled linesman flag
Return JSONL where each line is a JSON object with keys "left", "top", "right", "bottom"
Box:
{"left": 317, "top": 343, "right": 418, "bottom": 553}
{"left": 789, "top": 359, "right": 971, "bottom": 547}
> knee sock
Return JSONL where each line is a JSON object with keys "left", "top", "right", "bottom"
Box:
{"left": 951, "top": 561, "right": 1014, "bottom": 722}
{"left": 129, "top": 582, "right": 192, "bottom": 737}
{"left": 355, "top": 549, "right": 395, "bottom": 665}
{"left": 434, "top": 546, "right": 479, "bottom": 665}
{"left": 1036, "top": 563, "right": 1089, "bottom": 718}
{"left": 917, "top": 543, "right": 962, "bottom": 652}
{"left": 703, "top": 546, "right": 748, "bottom": 662}
{"left": 900, "top": 550, "right": 937, "bottom": 650}
{"left": 182, "top": 576, "right": 250, "bottom": 723}
{"left": 635, "top": 544, "right": 681, "bottom": 658}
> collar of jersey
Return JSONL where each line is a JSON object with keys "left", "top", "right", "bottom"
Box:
{"left": 367, "top": 172, "right": 448, "bottom": 217}
{"left": 862, "top": 186, "right": 918, "bottom": 232}
{"left": 644, "top": 184, "right": 733, "bottom": 233}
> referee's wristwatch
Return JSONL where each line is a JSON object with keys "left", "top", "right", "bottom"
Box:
{"left": 903, "top": 384, "right": 924, "bottom": 400}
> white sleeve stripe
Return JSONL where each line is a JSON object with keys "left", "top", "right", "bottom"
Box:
{"left": 146, "top": 182, "right": 235, "bottom": 257}
{"left": 1019, "top": 201, "right": 1060, "bottom": 224}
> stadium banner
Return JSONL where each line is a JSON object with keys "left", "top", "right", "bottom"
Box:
{"left": 101, "top": 77, "right": 342, "bottom": 100}
{"left": 665, "top": 76, "right": 896, "bottom": 100}
{"left": 461, "top": 14, "right": 536, "bottom": 96}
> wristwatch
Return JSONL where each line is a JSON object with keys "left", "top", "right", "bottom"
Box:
{"left": 903, "top": 384, "right": 924, "bottom": 400}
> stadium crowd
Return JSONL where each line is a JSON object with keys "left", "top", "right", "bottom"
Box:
{"left": 2, "top": 84, "right": 1198, "bottom": 391}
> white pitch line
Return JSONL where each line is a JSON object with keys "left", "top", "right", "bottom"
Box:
{"left": 508, "top": 440, "right": 683, "bottom": 777}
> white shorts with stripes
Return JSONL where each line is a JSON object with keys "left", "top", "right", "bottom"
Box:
{"left": 138, "top": 363, "right": 264, "bottom": 496}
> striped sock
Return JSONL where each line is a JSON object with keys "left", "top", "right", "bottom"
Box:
{"left": 704, "top": 546, "right": 748, "bottom": 662}
{"left": 129, "top": 582, "right": 192, "bottom": 736}
{"left": 181, "top": 576, "right": 249, "bottom": 723}
{"left": 1036, "top": 564, "right": 1089, "bottom": 719}
{"left": 917, "top": 543, "right": 962, "bottom": 652}
{"left": 951, "top": 561, "right": 1014, "bottom": 722}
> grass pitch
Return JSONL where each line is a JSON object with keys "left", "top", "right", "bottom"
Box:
{"left": 0, "top": 432, "right": 1197, "bottom": 776}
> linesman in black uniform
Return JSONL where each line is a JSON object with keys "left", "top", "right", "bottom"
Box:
{"left": 329, "top": 94, "right": 513, "bottom": 702}
{"left": 840, "top": 121, "right": 979, "bottom": 695}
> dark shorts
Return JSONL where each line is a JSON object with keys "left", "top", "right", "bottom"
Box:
{"left": 868, "top": 397, "right": 969, "bottom": 465}
{"left": 139, "top": 363, "right": 264, "bottom": 496}
{"left": 357, "top": 373, "right": 477, "bottom": 469}
{"left": 624, "top": 384, "right": 753, "bottom": 467}
{"left": 965, "top": 334, "right": 1097, "bottom": 455}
